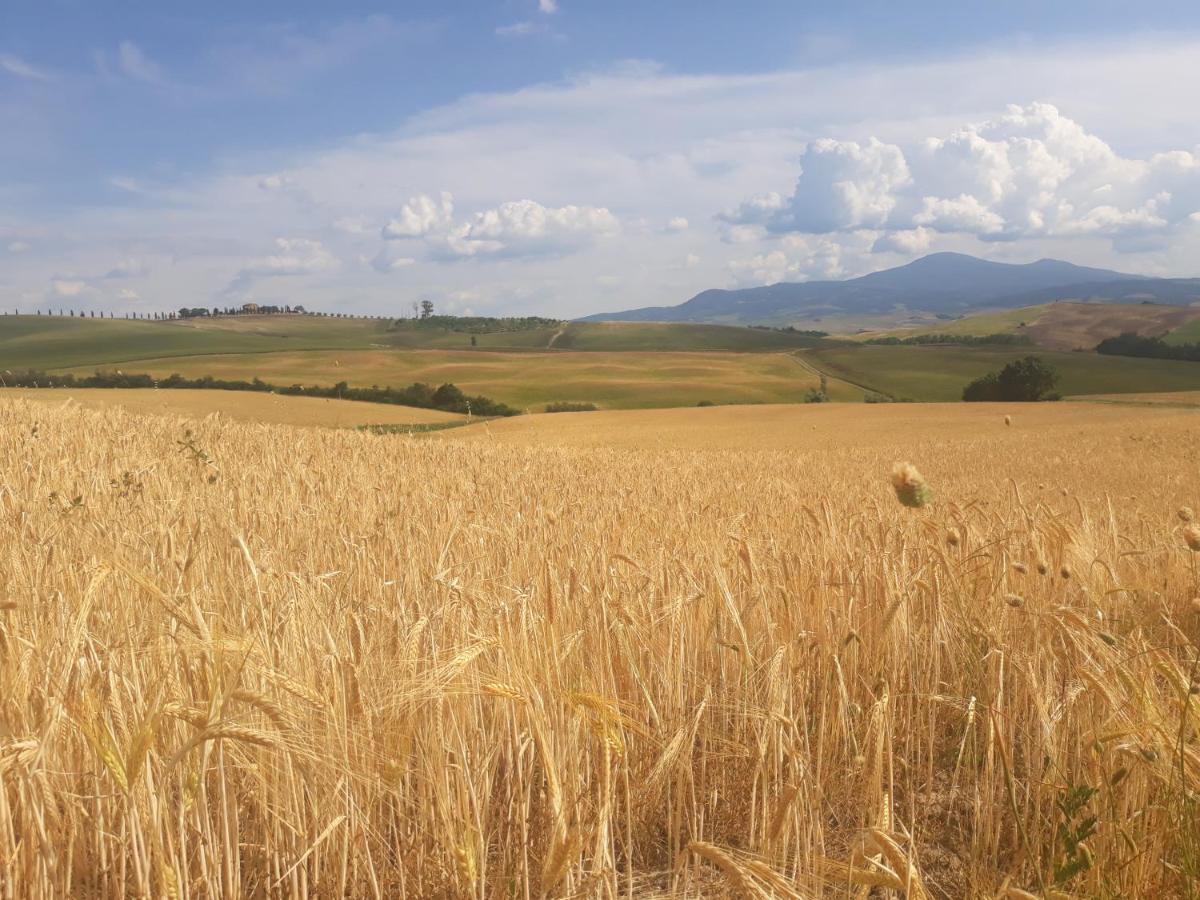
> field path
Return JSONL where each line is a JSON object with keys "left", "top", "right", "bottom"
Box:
{"left": 546, "top": 324, "right": 569, "bottom": 348}
{"left": 786, "top": 351, "right": 873, "bottom": 401}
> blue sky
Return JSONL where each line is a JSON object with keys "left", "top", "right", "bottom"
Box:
{"left": 3, "top": 1, "right": 1200, "bottom": 317}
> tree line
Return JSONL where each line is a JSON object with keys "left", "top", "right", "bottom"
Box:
{"left": 1095, "top": 332, "right": 1200, "bottom": 362}
{"left": 865, "top": 333, "right": 1031, "bottom": 346}
{"left": 0, "top": 370, "right": 519, "bottom": 417}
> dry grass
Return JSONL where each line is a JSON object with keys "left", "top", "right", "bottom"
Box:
{"left": 0, "top": 387, "right": 464, "bottom": 428}
{"left": 2, "top": 397, "right": 1199, "bottom": 898}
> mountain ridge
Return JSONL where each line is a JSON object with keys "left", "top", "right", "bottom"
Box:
{"left": 581, "top": 253, "right": 1200, "bottom": 325}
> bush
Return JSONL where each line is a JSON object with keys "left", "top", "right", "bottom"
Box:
{"left": 544, "top": 402, "right": 598, "bottom": 413}
{"left": 963, "top": 356, "right": 1060, "bottom": 402}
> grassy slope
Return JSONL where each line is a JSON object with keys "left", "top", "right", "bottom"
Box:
{"left": 554, "top": 321, "right": 825, "bottom": 351}
{"left": 59, "top": 349, "right": 836, "bottom": 411}
{"left": 801, "top": 343, "right": 1200, "bottom": 401}
{"left": 853, "top": 305, "right": 1052, "bottom": 341}
{"left": 0, "top": 315, "right": 829, "bottom": 366}
{"left": 1163, "top": 317, "right": 1200, "bottom": 344}
{"left": 0, "top": 387, "right": 465, "bottom": 428}
{"left": 861, "top": 302, "right": 1200, "bottom": 352}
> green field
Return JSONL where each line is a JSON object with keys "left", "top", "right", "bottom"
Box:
{"left": 800, "top": 343, "right": 1200, "bottom": 401}
{"left": 7, "top": 314, "right": 1199, "bottom": 410}
{"left": 58, "top": 348, "right": 857, "bottom": 410}
{"left": 0, "top": 315, "right": 826, "bottom": 372}
{"left": 550, "top": 321, "right": 825, "bottom": 351}
{"left": 1163, "top": 317, "right": 1200, "bottom": 344}
{"left": 854, "top": 304, "right": 1051, "bottom": 341}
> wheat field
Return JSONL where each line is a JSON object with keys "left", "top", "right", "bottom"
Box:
{"left": 0, "top": 389, "right": 465, "bottom": 429}
{"left": 2, "top": 398, "right": 1199, "bottom": 898}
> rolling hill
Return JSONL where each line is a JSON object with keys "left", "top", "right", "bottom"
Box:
{"left": 584, "top": 252, "right": 1200, "bottom": 325}
{"left": 860, "top": 301, "right": 1200, "bottom": 351}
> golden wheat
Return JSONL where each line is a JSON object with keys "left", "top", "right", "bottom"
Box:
{"left": 1, "top": 398, "right": 1199, "bottom": 898}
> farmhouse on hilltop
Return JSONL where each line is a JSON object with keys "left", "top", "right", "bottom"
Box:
{"left": 241, "top": 303, "right": 260, "bottom": 313}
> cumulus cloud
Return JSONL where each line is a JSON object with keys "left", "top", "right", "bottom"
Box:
{"left": 382, "top": 192, "right": 618, "bottom": 260}
{"left": 382, "top": 192, "right": 455, "bottom": 238}
{"left": 539, "top": 0, "right": 559, "bottom": 12}
{"left": 6, "top": 241, "right": 30, "bottom": 253}
{"left": 665, "top": 216, "right": 689, "bottom": 232}
{"left": 871, "top": 227, "right": 933, "bottom": 255}
{"left": 726, "top": 103, "right": 1200, "bottom": 250}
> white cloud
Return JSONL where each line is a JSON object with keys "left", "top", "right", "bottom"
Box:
{"left": 449, "top": 199, "right": 618, "bottom": 258}
{"left": 244, "top": 238, "right": 337, "bottom": 276}
{"left": 50, "top": 279, "right": 88, "bottom": 297}
{"left": 665, "top": 216, "right": 689, "bottom": 232}
{"left": 871, "top": 227, "right": 933, "bottom": 255}
{"left": 104, "top": 258, "right": 150, "bottom": 279}
{"left": 8, "top": 39, "right": 1200, "bottom": 317}
{"left": 539, "top": 0, "right": 559, "bottom": 12}
{"left": 728, "top": 235, "right": 855, "bottom": 286}
{"left": 728, "top": 103, "right": 1200, "bottom": 251}
{"left": 117, "top": 288, "right": 140, "bottom": 301}
{"left": 685, "top": 253, "right": 701, "bottom": 267}
{"left": 0, "top": 53, "right": 50, "bottom": 81}
{"left": 724, "top": 138, "right": 911, "bottom": 232}
{"left": 117, "top": 41, "right": 164, "bottom": 83}
{"left": 913, "top": 195, "right": 1006, "bottom": 235}
{"left": 383, "top": 193, "right": 618, "bottom": 260}
{"left": 369, "top": 248, "right": 417, "bottom": 273}
{"left": 227, "top": 238, "right": 338, "bottom": 294}
{"left": 6, "top": 241, "right": 30, "bottom": 253}
{"left": 258, "top": 173, "right": 296, "bottom": 191}
{"left": 332, "top": 215, "right": 372, "bottom": 235}
{"left": 382, "top": 192, "right": 455, "bottom": 238}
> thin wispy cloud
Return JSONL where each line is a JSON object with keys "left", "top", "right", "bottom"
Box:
{"left": 496, "top": 22, "right": 549, "bottom": 38}
{"left": 117, "top": 41, "right": 165, "bottom": 83}
{"left": 0, "top": 53, "right": 50, "bottom": 81}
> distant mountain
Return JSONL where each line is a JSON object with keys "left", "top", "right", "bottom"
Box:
{"left": 581, "top": 253, "right": 1200, "bottom": 324}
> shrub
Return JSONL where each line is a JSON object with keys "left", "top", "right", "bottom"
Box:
{"left": 963, "top": 356, "right": 1060, "bottom": 402}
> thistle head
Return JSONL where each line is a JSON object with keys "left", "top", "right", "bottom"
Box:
{"left": 1184, "top": 524, "right": 1200, "bottom": 552}
{"left": 891, "top": 462, "right": 932, "bottom": 509}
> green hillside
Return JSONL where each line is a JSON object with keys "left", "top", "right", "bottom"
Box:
{"left": 800, "top": 343, "right": 1200, "bottom": 401}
